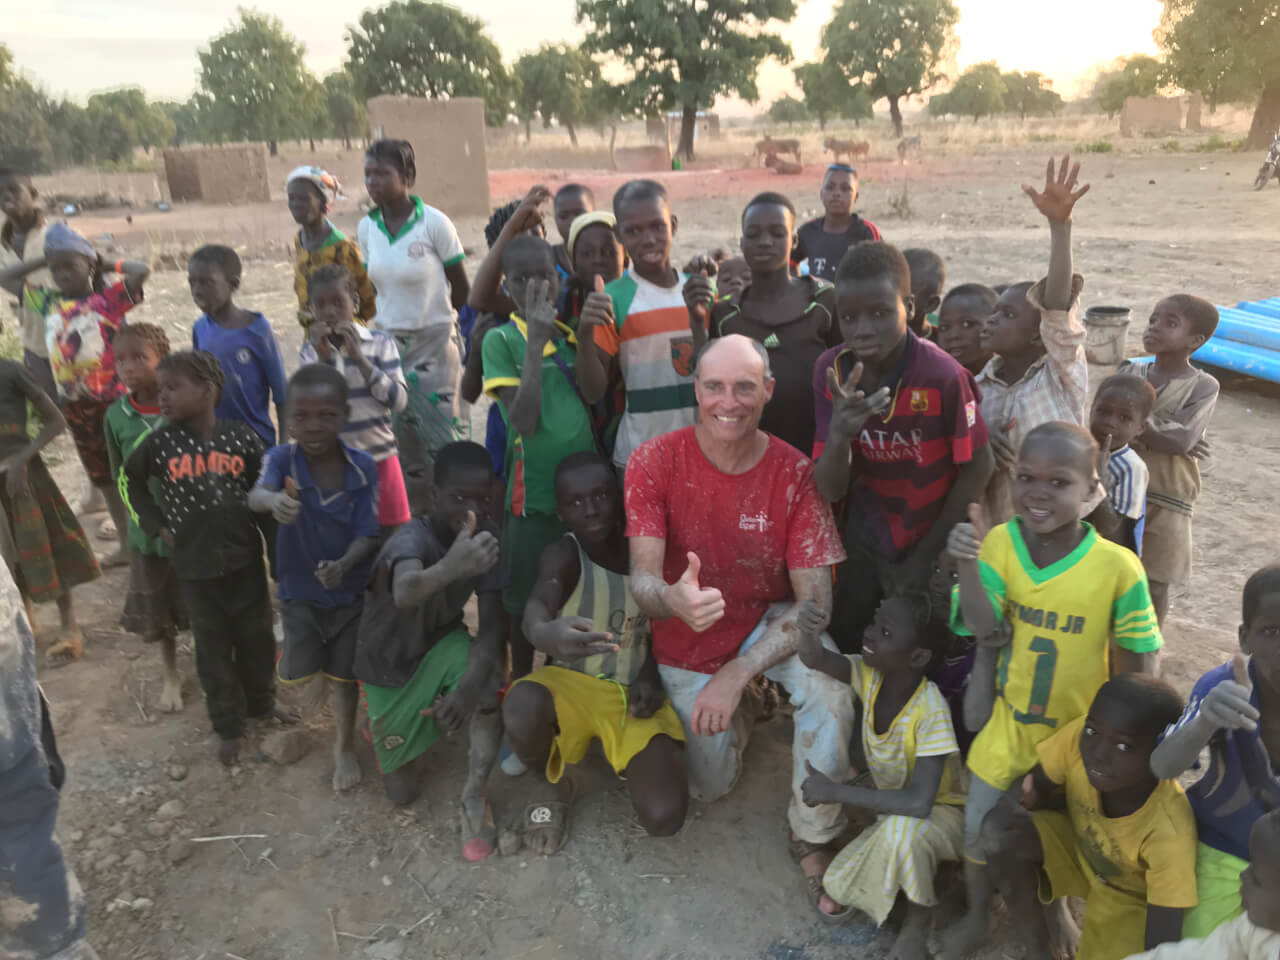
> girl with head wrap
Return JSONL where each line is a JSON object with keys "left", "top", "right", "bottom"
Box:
{"left": 285, "top": 166, "right": 377, "bottom": 327}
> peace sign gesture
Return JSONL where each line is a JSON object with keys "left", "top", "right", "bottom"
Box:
{"left": 826, "top": 361, "right": 892, "bottom": 442}
{"left": 1022, "top": 155, "right": 1091, "bottom": 224}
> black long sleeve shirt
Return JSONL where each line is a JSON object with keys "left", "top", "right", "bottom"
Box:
{"left": 123, "top": 420, "right": 265, "bottom": 580}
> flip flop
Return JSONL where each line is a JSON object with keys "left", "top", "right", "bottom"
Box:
{"left": 460, "top": 796, "right": 497, "bottom": 862}
{"left": 806, "top": 873, "right": 855, "bottom": 926}
{"left": 521, "top": 778, "right": 576, "bottom": 857}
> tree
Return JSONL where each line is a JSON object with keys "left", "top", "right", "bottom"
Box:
{"left": 323, "top": 71, "right": 367, "bottom": 148}
{"left": 0, "top": 43, "right": 12, "bottom": 89}
{"left": 822, "top": 0, "right": 958, "bottom": 137}
{"left": 940, "top": 61, "right": 1007, "bottom": 121}
{"left": 198, "top": 10, "right": 319, "bottom": 155}
{"left": 794, "top": 59, "right": 873, "bottom": 129}
{"left": 766, "top": 95, "right": 809, "bottom": 126}
{"left": 513, "top": 45, "right": 602, "bottom": 145}
{"left": 158, "top": 96, "right": 215, "bottom": 147}
{"left": 585, "top": 79, "right": 644, "bottom": 160}
{"left": 577, "top": 0, "right": 796, "bottom": 160}
{"left": 1002, "top": 71, "right": 1063, "bottom": 119}
{"left": 1091, "top": 55, "right": 1163, "bottom": 118}
{"left": 84, "top": 89, "right": 175, "bottom": 163}
{"left": 0, "top": 80, "right": 54, "bottom": 172}
{"left": 345, "top": 1, "right": 514, "bottom": 127}
{"left": 1159, "top": 0, "right": 1280, "bottom": 140}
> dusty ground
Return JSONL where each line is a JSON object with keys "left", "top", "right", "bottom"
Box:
{"left": 25, "top": 138, "right": 1280, "bottom": 960}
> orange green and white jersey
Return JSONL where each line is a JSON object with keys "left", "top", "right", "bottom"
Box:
{"left": 952, "top": 518, "right": 1162, "bottom": 790}
{"left": 592, "top": 270, "right": 707, "bottom": 468}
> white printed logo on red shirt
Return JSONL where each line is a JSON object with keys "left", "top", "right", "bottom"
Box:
{"left": 738, "top": 512, "right": 773, "bottom": 533}
{"left": 965, "top": 400, "right": 977, "bottom": 427}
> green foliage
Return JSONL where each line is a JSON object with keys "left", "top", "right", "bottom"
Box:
{"left": 198, "top": 10, "right": 321, "bottom": 152}
{"left": 345, "top": 1, "right": 514, "bottom": 127}
{"left": 1092, "top": 55, "right": 1163, "bottom": 117}
{"left": 84, "top": 88, "right": 175, "bottom": 163}
{"left": 1002, "top": 71, "right": 1063, "bottom": 119}
{"left": 0, "top": 79, "right": 54, "bottom": 172}
{"left": 513, "top": 44, "right": 603, "bottom": 145}
{"left": 1158, "top": 0, "right": 1265, "bottom": 112}
{"left": 821, "top": 0, "right": 959, "bottom": 136}
{"left": 766, "top": 95, "right": 809, "bottom": 125}
{"left": 1161, "top": 139, "right": 1182, "bottom": 151}
{"left": 793, "top": 59, "right": 872, "bottom": 129}
{"left": 1192, "top": 134, "right": 1245, "bottom": 151}
{"left": 930, "top": 61, "right": 1006, "bottom": 120}
{"left": 1078, "top": 140, "right": 1115, "bottom": 153}
{"left": 324, "top": 72, "right": 367, "bottom": 148}
{"left": 577, "top": 0, "right": 796, "bottom": 157}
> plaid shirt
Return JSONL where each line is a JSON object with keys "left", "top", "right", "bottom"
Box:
{"left": 977, "top": 274, "right": 1087, "bottom": 522}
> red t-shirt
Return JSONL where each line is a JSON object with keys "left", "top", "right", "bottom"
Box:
{"left": 812, "top": 332, "right": 988, "bottom": 561}
{"left": 625, "top": 428, "right": 846, "bottom": 673}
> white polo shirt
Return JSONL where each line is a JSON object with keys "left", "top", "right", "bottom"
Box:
{"left": 357, "top": 196, "right": 465, "bottom": 334}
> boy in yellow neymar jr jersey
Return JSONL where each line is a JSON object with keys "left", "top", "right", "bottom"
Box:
{"left": 503, "top": 451, "right": 687, "bottom": 855}
{"left": 941, "top": 422, "right": 1162, "bottom": 960}
{"left": 984, "top": 674, "right": 1196, "bottom": 960}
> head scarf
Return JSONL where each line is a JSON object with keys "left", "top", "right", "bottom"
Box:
{"left": 285, "top": 166, "right": 343, "bottom": 207}
{"left": 567, "top": 211, "right": 616, "bottom": 261}
{"left": 42, "top": 222, "right": 95, "bottom": 259}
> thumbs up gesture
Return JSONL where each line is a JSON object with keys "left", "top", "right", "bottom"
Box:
{"left": 947, "top": 502, "right": 988, "bottom": 562}
{"left": 272, "top": 474, "right": 302, "bottom": 524}
{"left": 800, "top": 759, "right": 840, "bottom": 807}
{"left": 682, "top": 267, "right": 715, "bottom": 328}
{"left": 441, "top": 510, "right": 500, "bottom": 581}
{"left": 1199, "top": 653, "right": 1259, "bottom": 732}
{"left": 666, "top": 551, "right": 726, "bottom": 633}
{"left": 578, "top": 274, "right": 615, "bottom": 331}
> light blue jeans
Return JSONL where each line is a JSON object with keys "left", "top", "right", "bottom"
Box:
{"left": 657, "top": 603, "right": 854, "bottom": 845}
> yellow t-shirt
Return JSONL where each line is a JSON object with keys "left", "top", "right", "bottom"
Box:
{"left": 955, "top": 520, "right": 1162, "bottom": 789}
{"left": 1038, "top": 716, "right": 1198, "bottom": 907}
{"left": 850, "top": 656, "right": 966, "bottom": 806}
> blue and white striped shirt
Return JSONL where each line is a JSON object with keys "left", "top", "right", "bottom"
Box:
{"left": 1106, "top": 444, "right": 1149, "bottom": 551}
{"left": 298, "top": 325, "right": 407, "bottom": 462}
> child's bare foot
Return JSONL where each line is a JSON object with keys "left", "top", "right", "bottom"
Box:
{"left": 939, "top": 910, "right": 989, "bottom": 960}
{"left": 1044, "top": 898, "right": 1081, "bottom": 960}
{"left": 333, "top": 749, "right": 361, "bottom": 792}
{"left": 890, "top": 904, "right": 932, "bottom": 960}
{"left": 271, "top": 704, "right": 301, "bottom": 725}
{"left": 158, "top": 672, "right": 183, "bottom": 713}
{"left": 217, "top": 736, "right": 244, "bottom": 766}
{"left": 460, "top": 787, "right": 496, "bottom": 862}
{"left": 45, "top": 630, "right": 85, "bottom": 667}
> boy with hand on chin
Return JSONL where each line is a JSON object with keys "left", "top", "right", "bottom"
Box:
{"left": 249, "top": 364, "right": 381, "bottom": 791}
{"left": 812, "top": 241, "right": 992, "bottom": 647}
{"left": 976, "top": 157, "right": 1090, "bottom": 524}
{"left": 353, "top": 442, "right": 505, "bottom": 861}
{"left": 943, "top": 422, "right": 1163, "bottom": 960}
{"left": 504, "top": 451, "right": 687, "bottom": 855}
{"left": 576, "top": 180, "right": 704, "bottom": 478}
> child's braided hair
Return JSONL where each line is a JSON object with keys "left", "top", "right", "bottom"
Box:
{"left": 306, "top": 263, "right": 356, "bottom": 303}
{"left": 158, "top": 350, "right": 224, "bottom": 404}
{"left": 366, "top": 139, "right": 416, "bottom": 186}
{"left": 114, "top": 322, "right": 170, "bottom": 358}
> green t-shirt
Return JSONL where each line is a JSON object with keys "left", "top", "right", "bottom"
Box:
{"left": 104, "top": 395, "right": 170, "bottom": 556}
{"left": 481, "top": 315, "right": 596, "bottom": 516}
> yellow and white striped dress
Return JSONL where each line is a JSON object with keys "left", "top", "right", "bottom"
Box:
{"left": 822, "top": 657, "right": 967, "bottom": 923}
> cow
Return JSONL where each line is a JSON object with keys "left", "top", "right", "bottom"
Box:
{"left": 754, "top": 135, "right": 801, "bottom": 165}
{"left": 764, "top": 152, "right": 803, "bottom": 176}
{"left": 823, "top": 137, "right": 871, "bottom": 164}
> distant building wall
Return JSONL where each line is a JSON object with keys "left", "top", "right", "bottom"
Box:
{"left": 1119, "top": 96, "right": 1185, "bottom": 137}
{"left": 33, "top": 169, "right": 166, "bottom": 205}
{"left": 162, "top": 144, "right": 271, "bottom": 204}
{"left": 614, "top": 145, "right": 671, "bottom": 173}
{"left": 366, "top": 96, "right": 490, "bottom": 218}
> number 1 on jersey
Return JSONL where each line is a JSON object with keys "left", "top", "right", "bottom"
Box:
{"left": 1013, "top": 635, "right": 1059, "bottom": 727}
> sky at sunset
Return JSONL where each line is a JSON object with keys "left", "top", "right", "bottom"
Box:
{"left": 10, "top": 0, "right": 1164, "bottom": 112}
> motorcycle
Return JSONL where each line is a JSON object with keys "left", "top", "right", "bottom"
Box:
{"left": 1253, "top": 131, "right": 1280, "bottom": 190}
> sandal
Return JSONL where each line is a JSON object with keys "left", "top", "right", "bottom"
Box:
{"left": 805, "top": 873, "right": 855, "bottom": 926}
{"left": 522, "top": 779, "right": 576, "bottom": 857}
{"left": 460, "top": 795, "right": 497, "bottom": 863}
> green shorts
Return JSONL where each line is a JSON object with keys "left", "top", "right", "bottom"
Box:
{"left": 362, "top": 626, "right": 472, "bottom": 774}
{"left": 501, "top": 510, "right": 565, "bottom": 617}
{"left": 1182, "top": 842, "right": 1247, "bottom": 937}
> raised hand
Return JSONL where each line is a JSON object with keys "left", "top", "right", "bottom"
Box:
{"left": 523, "top": 277, "right": 558, "bottom": 344}
{"left": 441, "top": 510, "right": 500, "bottom": 581}
{"left": 1022, "top": 155, "right": 1091, "bottom": 224}
{"left": 512, "top": 185, "right": 551, "bottom": 233}
{"left": 666, "top": 551, "right": 725, "bottom": 633}
{"left": 682, "top": 270, "right": 715, "bottom": 328}
{"left": 947, "top": 503, "right": 988, "bottom": 562}
{"left": 273, "top": 475, "right": 302, "bottom": 524}
{"left": 1199, "top": 653, "right": 1259, "bottom": 732}
{"left": 577, "top": 275, "right": 614, "bottom": 331}
{"left": 1095, "top": 432, "right": 1115, "bottom": 496}
{"left": 538, "top": 615, "right": 620, "bottom": 661}
{"left": 826, "top": 361, "right": 892, "bottom": 441}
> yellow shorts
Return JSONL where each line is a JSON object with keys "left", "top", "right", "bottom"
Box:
{"left": 968, "top": 703, "right": 1056, "bottom": 791}
{"left": 1033, "top": 810, "right": 1147, "bottom": 960}
{"left": 512, "top": 665, "right": 685, "bottom": 784}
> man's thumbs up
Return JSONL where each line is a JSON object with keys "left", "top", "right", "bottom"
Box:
{"left": 459, "top": 509, "right": 477, "bottom": 538}
{"left": 947, "top": 502, "right": 987, "bottom": 562}
{"left": 967, "top": 502, "right": 988, "bottom": 541}
{"left": 668, "top": 551, "right": 724, "bottom": 633}
{"left": 272, "top": 475, "right": 302, "bottom": 524}
{"left": 284, "top": 476, "right": 299, "bottom": 499}
{"left": 1233, "top": 652, "right": 1253, "bottom": 692}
